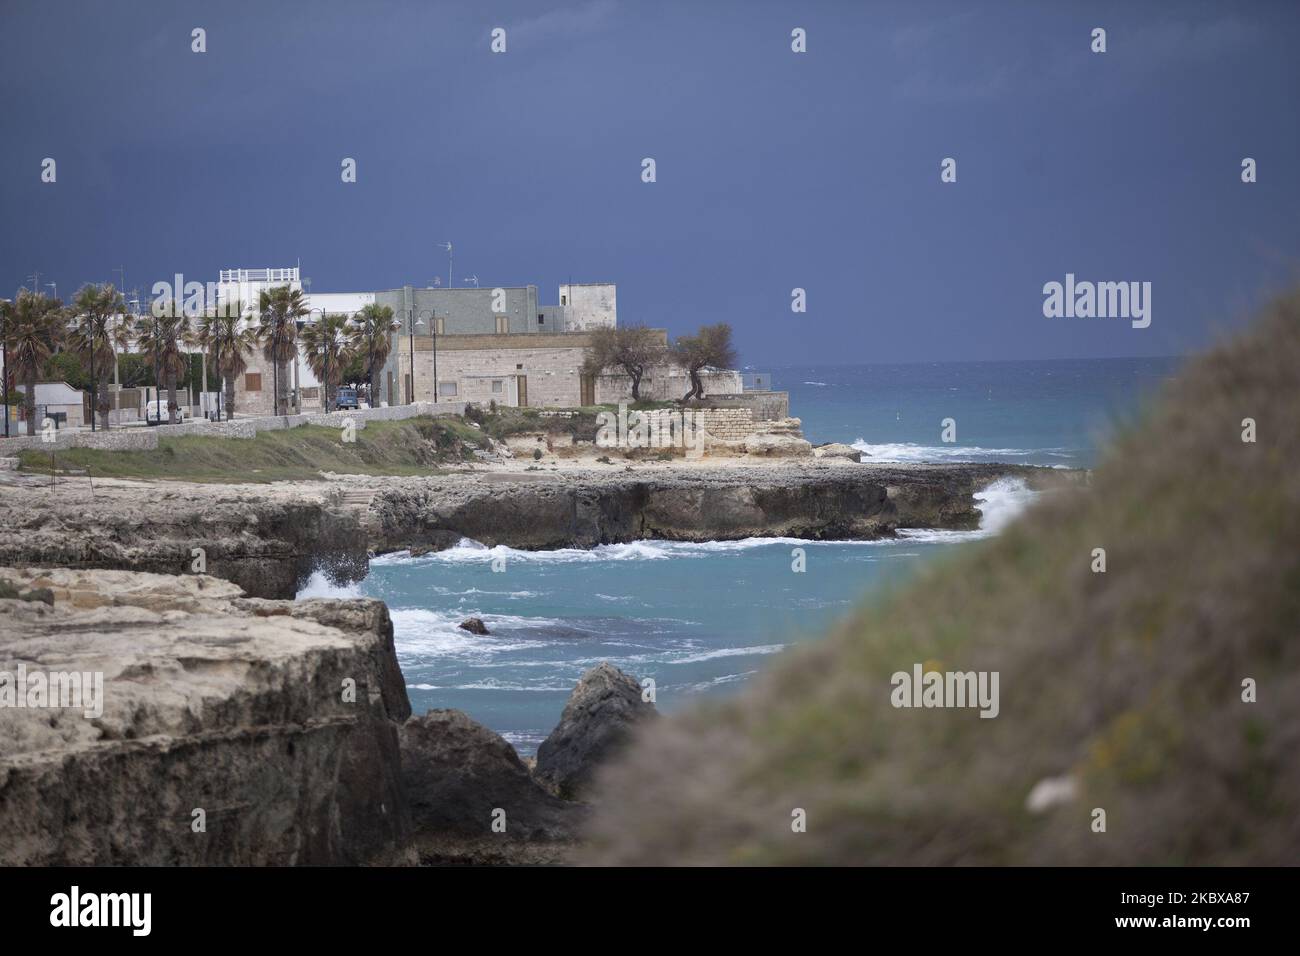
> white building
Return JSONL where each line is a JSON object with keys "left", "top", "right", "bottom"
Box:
{"left": 213, "top": 268, "right": 373, "bottom": 414}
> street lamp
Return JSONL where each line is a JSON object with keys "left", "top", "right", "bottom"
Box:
{"left": 0, "top": 297, "right": 9, "bottom": 438}
{"left": 431, "top": 312, "right": 439, "bottom": 404}
{"left": 407, "top": 312, "right": 426, "bottom": 404}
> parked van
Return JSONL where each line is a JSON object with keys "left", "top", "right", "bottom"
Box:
{"left": 144, "top": 400, "right": 188, "bottom": 425}
{"left": 335, "top": 387, "right": 360, "bottom": 410}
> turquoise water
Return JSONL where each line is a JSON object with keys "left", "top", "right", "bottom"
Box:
{"left": 300, "top": 358, "right": 1180, "bottom": 753}
{"left": 779, "top": 357, "right": 1179, "bottom": 468}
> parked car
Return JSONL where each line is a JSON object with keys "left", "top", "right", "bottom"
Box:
{"left": 335, "top": 387, "right": 359, "bottom": 410}
{"left": 144, "top": 400, "right": 187, "bottom": 425}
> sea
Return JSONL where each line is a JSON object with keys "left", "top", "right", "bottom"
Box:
{"left": 299, "top": 357, "right": 1180, "bottom": 754}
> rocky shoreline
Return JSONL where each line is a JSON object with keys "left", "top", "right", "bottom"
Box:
{"left": 0, "top": 461, "right": 1079, "bottom": 599}
{"left": 0, "top": 567, "right": 651, "bottom": 865}
{"left": 0, "top": 459, "right": 1080, "bottom": 865}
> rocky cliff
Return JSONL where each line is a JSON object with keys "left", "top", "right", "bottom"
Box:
{"left": 367, "top": 463, "right": 1073, "bottom": 554}
{"left": 0, "top": 464, "right": 1076, "bottom": 599}
{"left": 0, "top": 485, "right": 367, "bottom": 600}
{"left": 0, "top": 567, "right": 412, "bottom": 865}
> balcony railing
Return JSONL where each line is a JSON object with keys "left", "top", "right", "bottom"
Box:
{"left": 218, "top": 268, "right": 300, "bottom": 284}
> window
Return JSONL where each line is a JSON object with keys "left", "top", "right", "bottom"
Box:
{"left": 538, "top": 314, "right": 544, "bottom": 324}
{"left": 516, "top": 363, "right": 523, "bottom": 370}
{"left": 495, "top": 315, "right": 508, "bottom": 334}
{"left": 439, "top": 381, "right": 458, "bottom": 397}
{"left": 561, "top": 295, "right": 567, "bottom": 305}
{"left": 435, "top": 317, "right": 445, "bottom": 335}
{"left": 492, "top": 380, "right": 503, "bottom": 393}
{"left": 244, "top": 373, "right": 262, "bottom": 391}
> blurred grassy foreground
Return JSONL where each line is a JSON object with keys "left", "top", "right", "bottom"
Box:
{"left": 584, "top": 289, "right": 1300, "bottom": 865}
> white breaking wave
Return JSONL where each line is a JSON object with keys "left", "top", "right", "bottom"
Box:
{"left": 296, "top": 571, "right": 362, "bottom": 600}
{"left": 972, "top": 476, "right": 1039, "bottom": 534}
{"left": 376, "top": 534, "right": 931, "bottom": 570}
{"left": 669, "top": 644, "right": 785, "bottom": 664}
{"left": 850, "top": 440, "right": 1047, "bottom": 463}
{"left": 895, "top": 476, "right": 1039, "bottom": 542}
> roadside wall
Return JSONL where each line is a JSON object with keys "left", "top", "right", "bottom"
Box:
{"left": 0, "top": 402, "right": 467, "bottom": 452}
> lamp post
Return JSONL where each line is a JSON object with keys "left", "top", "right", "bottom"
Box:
{"left": 1, "top": 297, "right": 9, "bottom": 437}
{"left": 89, "top": 315, "right": 96, "bottom": 433}
{"left": 272, "top": 323, "right": 280, "bottom": 417}
{"left": 407, "top": 312, "right": 426, "bottom": 404}
{"left": 432, "top": 312, "right": 439, "bottom": 403}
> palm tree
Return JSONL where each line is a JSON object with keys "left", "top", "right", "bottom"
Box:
{"left": 1, "top": 289, "right": 65, "bottom": 435}
{"left": 67, "top": 283, "right": 128, "bottom": 430}
{"left": 195, "top": 302, "right": 257, "bottom": 420}
{"left": 300, "top": 313, "right": 353, "bottom": 412}
{"left": 134, "top": 300, "right": 191, "bottom": 424}
{"left": 346, "top": 304, "right": 399, "bottom": 408}
{"left": 257, "top": 285, "right": 309, "bottom": 415}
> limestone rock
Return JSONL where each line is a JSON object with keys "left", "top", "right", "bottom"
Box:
{"left": 742, "top": 434, "right": 814, "bottom": 457}
{"left": 813, "top": 442, "right": 862, "bottom": 461}
{"left": 399, "top": 709, "right": 584, "bottom": 862}
{"left": 534, "top": 663, "right": 657, "bottom": 799}
{"left": 0, "top": 567, "right": 412, "bottom": 865}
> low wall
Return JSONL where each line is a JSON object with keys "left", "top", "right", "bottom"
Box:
{"left": 0, "top": 402, "right": 468, "bottom": 453}
{"left": 630, "top": 407, "right": 755, "bottom": 442}
{"left": 697, "top": 391, "right": 790, "bottom": 422}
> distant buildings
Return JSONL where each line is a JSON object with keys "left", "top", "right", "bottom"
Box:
{"left": 214, "top": 267, "right": 738, "bottom": 412}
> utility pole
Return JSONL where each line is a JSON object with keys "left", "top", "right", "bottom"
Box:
{"left": 407, "top": 308, "right": 415, "bottom": 404}
{"left": 1, "top": 297, "right": 9, "bottom": 437}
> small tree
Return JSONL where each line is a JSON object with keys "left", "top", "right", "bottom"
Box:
{"left": 68, "top": 283, "right": 129, "bottom": 429}
{"left": 582, "top": 324, "right": 665, "bottom": 402}
{"left": 300, "top": 313, "right": 352, "bottom": 412}
{"left": 674, "top": 322, "right": 738, "bottom": 402}
{"left": 347, "top": 304, "right": 399, "bottom": 408}
{"left": 2, "top": 289, "right": 65, "bottom": 435}
{"left": 257, "top": 286, "right": 309, "bottom": 415}
{"left": 134, "top": 300, "right": 192, "bottom": 424}
{"left": 196, "top": 302, "right": 257, "bottom": 420}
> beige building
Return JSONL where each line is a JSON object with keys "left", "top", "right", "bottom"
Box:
{"left": 391, "top": 328, "right": 742, "bottom": 409}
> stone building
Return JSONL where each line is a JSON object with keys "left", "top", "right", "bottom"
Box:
{"left": 218, "top": 268, "right": 743, "bottom": 412}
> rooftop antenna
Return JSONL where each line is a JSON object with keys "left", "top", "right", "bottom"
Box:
{"left": 464, "top": 275, "right": 479, "bottom": 288}
{"left": 437, "top": 242, "right": 453, "bottom": 289}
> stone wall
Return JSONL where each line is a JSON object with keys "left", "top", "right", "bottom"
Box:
{"left": 698, "top": 391, "right": 790, "bottom": 421}
{"left": 594, "top": 366, "right": 743, "bottom": 404}
{"left": 0, "top": 402, "right": 468, "bottom": 452}
{"left": 631, "top": 407, "right": 755, "bottom": 443}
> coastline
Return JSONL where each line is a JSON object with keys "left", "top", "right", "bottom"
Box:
{"left": 0, "top": 457, "right": 1083, "bottom": 599}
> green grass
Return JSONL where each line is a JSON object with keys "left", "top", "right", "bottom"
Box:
{"left": 583, "top": 287, "right": 1300, "bottom": 866}
{"left": 17, "top": 416, "right": 486, "bottom": 483}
